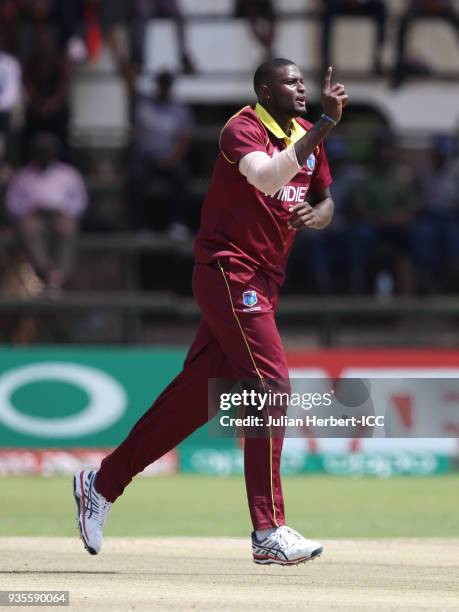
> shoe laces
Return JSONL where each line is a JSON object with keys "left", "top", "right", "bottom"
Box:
{"left": 269, "top": 526, "right": 303, "bottom": 550}
{"left": 86, "top": 474, "right": 112, "bottom": 528}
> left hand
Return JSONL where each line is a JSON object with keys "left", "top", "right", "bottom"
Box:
{"left": 287, "top": 202, "right": 322, "bottom": 230}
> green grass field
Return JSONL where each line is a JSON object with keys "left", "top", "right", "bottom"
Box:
{"left": 2, "top": 474, "right": 457, "bottom": 539}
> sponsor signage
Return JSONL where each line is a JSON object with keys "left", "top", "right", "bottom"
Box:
{"left": 179, "top": 447, "right": 450, "bottom": 476}
{"left": 0, "top": 348, "right": 187, "bottom": 448}
{"left": 0, "top": 348, "right": 457, "bottom": 475}
{"left": 0, "top": 449, "right": 178, "bottom": 476}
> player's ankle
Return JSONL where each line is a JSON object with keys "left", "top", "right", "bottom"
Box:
{"left": 255, "top": 527, "right": 277, "bottom": 541}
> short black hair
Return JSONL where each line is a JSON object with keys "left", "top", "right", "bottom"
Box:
{"left": 253, "top": 58, "right": 296, "bottom": 96}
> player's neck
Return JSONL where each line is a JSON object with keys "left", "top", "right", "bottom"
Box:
{"left": 262, "top": 105, "right": 293, "bottom": 136}
{"left": 276, "top": 116, "right": 293, "bottom": 136}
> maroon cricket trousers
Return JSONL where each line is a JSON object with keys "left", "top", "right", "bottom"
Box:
{"left": 96, "top": 257, "right": 289, "bottom": 529}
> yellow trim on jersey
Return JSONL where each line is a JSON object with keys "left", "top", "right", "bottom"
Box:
{"left": 217, "top": 259, "right": 279, "bottom": 528}
{"left": 254, "top": 103, "right": 306, "bottom": 146}
{"left": 219, "top": 105, "right": 251, "bottom": 164}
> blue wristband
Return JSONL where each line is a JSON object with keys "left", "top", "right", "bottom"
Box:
{"left": 321, "top": 113, "right": 338, "bottom": 126}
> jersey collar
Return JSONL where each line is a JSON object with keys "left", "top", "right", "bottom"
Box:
{"left": 255, "top": 103, "right": 306, "bottom": 146}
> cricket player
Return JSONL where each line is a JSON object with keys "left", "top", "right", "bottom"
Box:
{"left": 74, "top": 58, "right": 348, "bottom": 565}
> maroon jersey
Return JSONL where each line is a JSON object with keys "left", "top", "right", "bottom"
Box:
{"left": 195, "top": 104, "right": 332, "bottom": 286}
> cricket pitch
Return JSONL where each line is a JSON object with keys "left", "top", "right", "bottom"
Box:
{"left": 0, "top": 538, "right": 458, "bottom": 611}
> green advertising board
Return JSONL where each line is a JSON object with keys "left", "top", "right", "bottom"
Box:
{"left": 0, "top": 347, "right": 187, "bottom": 447}
{"left": 0, "top": 348, "right": 235, "bottom": 459}
{"left": 179, "top": 446, "right": 450, "bottom": 476}
{"left": 0, "top": 348, "right": 452, "bottom": 476}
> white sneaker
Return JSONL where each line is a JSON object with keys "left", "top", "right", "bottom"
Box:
{"left": 252, "top": 525, "right": 323, "bottom": 565}
{"left": 73, "top": 470, "right": 112, "bottom": 555}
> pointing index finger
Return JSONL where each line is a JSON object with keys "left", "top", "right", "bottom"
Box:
{"left": 323, "top": 66, "right": 333, "bottom": 89}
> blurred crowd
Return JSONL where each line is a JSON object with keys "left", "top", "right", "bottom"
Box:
{"left": 234, "top": 0, "right": 459, "bottom": 86}
{"left": 0, "top": 0, "right": 458, "bottom": 299}
{"left": 290, "top": 132, "right": 459, "bottom": 296}
{"left": 322, "top": 0, "right": 459, "bottom": 87}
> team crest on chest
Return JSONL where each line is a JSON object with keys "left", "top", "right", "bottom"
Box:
{"left": 242, "top": 290, "right": 258, "bottom": 307}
